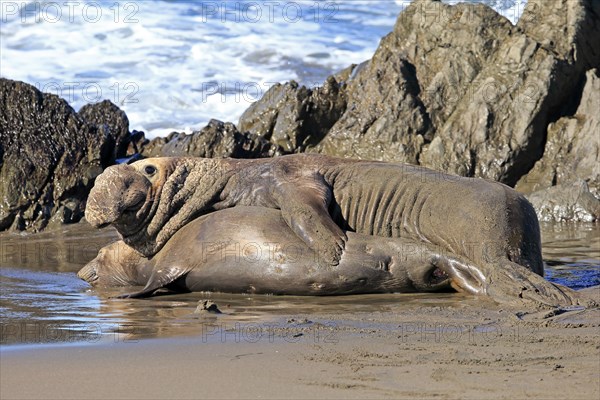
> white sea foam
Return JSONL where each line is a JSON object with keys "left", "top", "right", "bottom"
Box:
{"left": 1, "top": 0, "right": 526, "bottom": 138}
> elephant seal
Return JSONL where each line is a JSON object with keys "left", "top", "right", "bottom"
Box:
{"left": 80, "top": 207, "right": 454, "bottom": 296}
{"left": 85, "top": 154, "right": 543, "bottom": 275}
{"left": 79, "top": 207, "right": 579, "bottom": 306}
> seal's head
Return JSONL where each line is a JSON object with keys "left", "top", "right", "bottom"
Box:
{"left": 77, "top": 241, "right": 147, "bottom": 287}
{"left": 85, "top": 156, "right": 226, "bottom": 257}
{"left": 85, "top": 158, "right": 176, "bottom": 249}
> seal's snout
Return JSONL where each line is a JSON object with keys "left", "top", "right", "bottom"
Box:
{"left": 85, "top": 199, "right": 122, "bottom": 228}
{"left": 85, "top": 164, "right": 151, "bottom": 229}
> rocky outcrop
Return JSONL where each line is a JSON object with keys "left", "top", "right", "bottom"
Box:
{"left": 238, "top": 77, "right": 346, "bottom": 153}
{"left": 319, "top": 1, "right": 513, "bottom": 165}
{"left": 517, "top": 69, "right": 600, "bottom": 222}
{"left": 235, "top": 0, "right": 599, "bottom": 220}
{"left": 139, "top": 119, "right": 282, "bottom": 158}
{"left": 418, "top": 0, "right": 600, "bottom": 186}
{"left": 0, "top": 79, "right": 129, "bottom": 231}
{"left": 527, "top": 181, "right": 599, "bottom": 223}
{"left": 517, "top": 69, "right": 600, "bottom": 195}
{"left": 78, "top": 100, "right": 131, "bottom": 160}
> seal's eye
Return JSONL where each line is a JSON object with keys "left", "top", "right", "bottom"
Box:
{"left": 144, "top": 165, "right": 157, "bottom": 176}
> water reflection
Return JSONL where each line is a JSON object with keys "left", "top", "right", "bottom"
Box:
{"left": 541, "top": 223, "right": 600, "bottom": 290}
{"left": 0, "top": 222, "right": 598, "bottom": 347}
{"left": 0, "top": 222, "right": 117, "bottom": 272}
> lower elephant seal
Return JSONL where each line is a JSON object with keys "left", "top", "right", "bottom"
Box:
{"left": 78, "top": 207, "right": 581, "bottom": 307}
{"left": 79, "top": 207, "right": 453, "bottom": 296}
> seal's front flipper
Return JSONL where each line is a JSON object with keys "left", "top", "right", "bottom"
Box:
{"left": 274, "top": 174, "right": 347, "bottom": 268}
{"left": 114, "top": 264, "right": 191, "bottom": 299}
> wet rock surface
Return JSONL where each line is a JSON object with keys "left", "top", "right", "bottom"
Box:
{"left": 194, "top": 300, "right": 222, "bottom": 314}
{"left": 2, "top": 0, "right": 599, "bottom": 229}
{"left": 527, "top": 181, "right": 600, "bottom": 223}
{"left": 0, "top": 79, "right": 128, "bottom": 231}
{"left": 78, "top": 100, "right": 131, "bottom": 161}
{"left": 140, "top": 119, "right": 282, "bottom": 159}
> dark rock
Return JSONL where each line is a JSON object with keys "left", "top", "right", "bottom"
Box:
{"left": 122, "top": 130, "right": 147, "bottom": 160}
{"left": 238, "top": 77, "right": 346, "bottom": 153}
{"left": 140, "top": 119, "right": 282, "bottom": 158}
{"left": 0, "top": 79, "right": 123, "bottom": 231}
{"left": 194, "top": 300, "right": 222, "bottom": 314}
{"left": 79, "top": 100, "right": 131, "bottom": 159}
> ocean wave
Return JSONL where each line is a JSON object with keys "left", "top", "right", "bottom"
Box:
{"left": 1, "top": 0, "right": 526, "bottom": 138}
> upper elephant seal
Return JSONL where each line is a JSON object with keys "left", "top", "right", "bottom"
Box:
{"left": 85, "top": 154, "right": 543, "bottom": 275}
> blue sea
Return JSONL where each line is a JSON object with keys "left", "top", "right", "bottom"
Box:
{"left": 0, "top": 0, "right": 528, "bottom": 138}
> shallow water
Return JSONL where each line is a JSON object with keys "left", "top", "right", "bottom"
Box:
{"left": 540, "top": 223, "right": 600, "bottom": 290}
{"left": 0, "top": 221, "right": 597, "bottom": 347}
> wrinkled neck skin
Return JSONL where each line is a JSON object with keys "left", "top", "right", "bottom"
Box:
{"left": 123, "top": 158, "right": 236, "bottom": 257}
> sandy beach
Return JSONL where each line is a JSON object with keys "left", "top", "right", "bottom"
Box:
{"left": 1, "top": 1, "right": 599, "bottom": 399}
{"left": 2, "top": 287, "right": 598, "bottom": 400}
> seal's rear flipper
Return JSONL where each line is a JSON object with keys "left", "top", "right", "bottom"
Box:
{"left": 113, "top": 264, "right": 191, "bottom": 299}
{"left": 431, "top": 256, "right": 487, "bottom": 295}
{"left": 435, "top": 257, "right": 584, "bottom": 307}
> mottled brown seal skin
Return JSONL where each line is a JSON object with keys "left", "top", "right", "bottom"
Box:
{"left": 78, "top": 207, "right": 582, "bottom": 307}
{"left": 79, "top": 207, "right": 454, "bottom": 297}
{"left": 85, "top": 154, "right": 543, "bottom": 275}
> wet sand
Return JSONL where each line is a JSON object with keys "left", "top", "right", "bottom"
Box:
{"left": 2, "top": 288, "right": 599, "bottom": 400}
